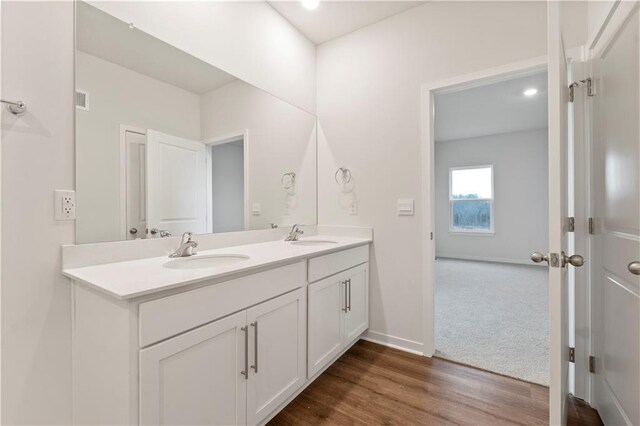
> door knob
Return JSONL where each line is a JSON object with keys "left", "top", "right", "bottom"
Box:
{"left": 629, "top": 261, "right": 640, "bottom": 276}
{"left": 531, "top": 252, "right": 549, "bottom": 264}
{"left": 562, "top": 252, "right": 584, "bottom": 267}
{"left": 129, "top": 227, "right": 138, "bottom": 235}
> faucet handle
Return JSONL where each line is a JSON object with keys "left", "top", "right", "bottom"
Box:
{"left": 181, "top": 232, "right": 193, "bottom": 243}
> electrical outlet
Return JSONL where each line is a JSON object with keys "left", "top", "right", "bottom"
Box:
{"left": 55, "top": 190, "right": 76, "bottom": 220}
{"left": 349, "top": 200, "right": 358, "bottom": 216}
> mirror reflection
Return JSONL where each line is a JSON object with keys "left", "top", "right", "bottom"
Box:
{"left": 75, "top": 1, "right": 317, "bottom": 244}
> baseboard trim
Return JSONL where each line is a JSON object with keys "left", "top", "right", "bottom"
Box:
{"left": 436, "top": 253, "right": 543, "bottom": 267}
{"left": 361, "top": 330, "right": 424, "bottom": 356}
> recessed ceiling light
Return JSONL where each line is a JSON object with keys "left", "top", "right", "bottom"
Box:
{"left": 302, "top": 0, "right": 320, "bottom": 10}
{"left": 523, "top": 88, "right": 538, "bottom": 97}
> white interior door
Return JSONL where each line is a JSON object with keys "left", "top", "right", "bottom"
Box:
{"left": 590, "top": 3, "right": 640, "bottom": 424}
{"left": 125, "top": 130, "right": 147, "bottom": 240}
{"left": 146, "top": 129, "right": 207, "bottom": 237}
{"left": 548, "top": 2, "right": 574, "bottom": 424}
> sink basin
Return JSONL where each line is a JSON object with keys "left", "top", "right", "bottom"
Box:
{"left": 290, "top": 240, "right": 338, "bottom": 246}
{"left": 163, "top": 254, "right": 250, "bottom": 270}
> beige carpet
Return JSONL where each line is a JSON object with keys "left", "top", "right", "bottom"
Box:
{"left": 435, "top": 258, "right": 549, "bottom": 385}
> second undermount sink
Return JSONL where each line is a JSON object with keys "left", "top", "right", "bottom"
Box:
{"left": 290, "top": 240, "right": 338, "bottom": 247}
{"left": 163, "top": 254, "right": 250, "bottom": 270}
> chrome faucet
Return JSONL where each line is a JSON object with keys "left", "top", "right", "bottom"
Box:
{"left": 169, "top": 232, "right": 198, "bottom": 258}
{"left": 285, "top": 224, "right": 304, "bottom": 242}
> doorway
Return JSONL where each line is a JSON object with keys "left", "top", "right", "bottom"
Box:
{"left": 431, "top": 70, "right": 550, "bottom": 384}
{"left": 205, "top": 131, "right": 249, "bottom": 233}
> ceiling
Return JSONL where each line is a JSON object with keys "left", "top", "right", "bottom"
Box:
{"left": 267, "top": 1, "right": 426, "bottom": 45}
{"left": 76, "top": 1, "right": 236, "bottom": 95}
{"left": 434, "top": 71, "right": 548, "bottom": 142}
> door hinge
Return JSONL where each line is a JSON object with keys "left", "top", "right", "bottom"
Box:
{"left": 584, "top": 77, "right": 595, "bottom": 96}
{"left": 568, "top": 78, "right": 595, "bottom": 103}
{"left": 589, "top": 355, "right": 596, "bottom": 373}
{"left": 430, "top": 232, "right": 433, "bottom": 241}
{"left": 588, "top": 217, "right": 595, "bottom": 235}
{"left": 568, "top": 82, "right": 579, "bottom": 103}
{"left": 569, "top": 347, "right": 575, "bottom": 363}
{"left": 568, "top": 217, "right": 575, "bottom": 232}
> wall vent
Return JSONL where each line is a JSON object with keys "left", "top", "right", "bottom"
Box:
{"left": 76, "top": 90, "right": 90, "bottom": 111}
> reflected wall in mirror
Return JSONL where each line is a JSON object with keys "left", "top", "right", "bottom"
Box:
{"left": 75, "top": 1, "right": 317, "bottom": 244}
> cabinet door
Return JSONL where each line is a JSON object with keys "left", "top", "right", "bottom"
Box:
{"left": 344, "top": 264, "right": 369, "bottom": 344}
{"left": 308, "top": 275, "right": 345, "bottom": 378}
{"left": 246, "top": 288, "right": 306, "bottom": 425}
{"left": 140, "top": 311, "right": 247, "bottom": 426}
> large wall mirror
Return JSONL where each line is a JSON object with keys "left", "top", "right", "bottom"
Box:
{"left": 75, "top": 1, "right": 317, "bottom": 244}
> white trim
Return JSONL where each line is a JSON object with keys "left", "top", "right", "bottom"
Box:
{"left": 118, "top": 125, "right": 146, "bottom": 241}
{"left": 420, "top": 55, "right": 548, "bottom": 357}
{"left": 361, "top": 330, "right": 424, "bottom": 356}
{"left": 435, "top": 254, "right": 547, "bottom": 267}
{"left": 203, "top": 129, "right": 250, "bottom": 233}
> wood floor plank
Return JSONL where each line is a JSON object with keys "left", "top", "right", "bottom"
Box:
{"left": 269, "top": 340, "right": 603, "bottom": 426}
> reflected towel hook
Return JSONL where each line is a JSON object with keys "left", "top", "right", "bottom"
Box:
{"left": 281, "top": 171, "right": 296, "bottom": 189}
{"left": 1, "top": 99, "right": 26, "bottom": 116}
{"left": 335, "top": 167, "right": 352, "bottom": 185}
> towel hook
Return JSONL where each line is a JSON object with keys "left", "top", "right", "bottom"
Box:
{"left": 1, "top": 99, "right": 26, "bottom": 116}
{"left": 334, "top": 167, "right": 352, "bottom": 185}
{"left": 281, "top": 171, "right": 296, "bottom": 190}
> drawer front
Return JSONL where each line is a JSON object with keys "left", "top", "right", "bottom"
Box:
{"left": 308, "top": 245, "right": 369, "bottom": 283}
{"left": 139, "top": 261, "right": 306, "bottom": 347}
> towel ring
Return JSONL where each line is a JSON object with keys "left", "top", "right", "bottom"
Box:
{"left": 281, "top": 171, "right": 296, "bottom": 189}
{"left": 334, "top": 167, "right": 352, "bottom": 185}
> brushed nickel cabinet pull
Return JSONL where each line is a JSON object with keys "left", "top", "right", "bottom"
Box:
{"left": 347, "top": 278, "right": 352, "bottom": 312}
{"left": 241, "top": 326, "right": 248, "bottom": 380}
{"left": 342, "top": 281, "right": 348, "bottom": 313}
{"left": 250, "top": 321, "right": 258, "bottom": 374}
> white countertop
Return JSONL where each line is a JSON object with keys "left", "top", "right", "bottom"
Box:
{"left": 63, "top": 235, "right": 371, "bottom": 300}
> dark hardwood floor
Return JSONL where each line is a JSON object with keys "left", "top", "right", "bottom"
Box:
{"left": 269, "top": 340, "right": 603, "bottom": 425}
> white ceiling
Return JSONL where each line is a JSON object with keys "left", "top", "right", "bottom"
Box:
{"left": 76, "top": 1, "right": 236, "bottom": 95}
{"left": 434, "top": 71, "right": 548, "bottom": 142}
{"left": 267, "top": 1, "right": 426, "bottom": 45}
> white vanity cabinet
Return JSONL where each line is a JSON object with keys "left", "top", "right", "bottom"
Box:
{"left": 68, "top": 240, "right": 370, "bottom": 426}
{"left": 139, "top": 287, "right": 306, "bottom": 426}
{"left": 307, "top": 246, "right": 369, "bottom": 378}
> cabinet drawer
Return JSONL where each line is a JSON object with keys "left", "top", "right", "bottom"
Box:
{"left": 308, "top": 245, "right": 369, "bottom": 283}
{"left": 139, "top": 261, "right": 306, "bottom": 347}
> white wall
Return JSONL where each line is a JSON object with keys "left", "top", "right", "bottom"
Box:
{"left": 1, "top": 2, "right": 74, "bottom": 424}
{"left": 75, "top": 51, "right": 201, "bottom": 244}
{"left": 211, "top": 140, "right": 245, "bottom": 233}
{"left": 588, "top": 0, "right": 617, "bottom": 41}
{"left": 88, "top": 1, "right": 317, "bottom": 114}
{"left": 201, "top": 80, "right": 317, "bottom": 229}
{"left": 317, "top": 1, "right": 587, "bottom": 351}
{"left": 435, "top": 129, "right": 549, "bottom": 265}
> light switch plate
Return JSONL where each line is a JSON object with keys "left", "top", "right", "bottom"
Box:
{"left": 55, "top": 190, "right": 76, "bottom": 220}
{"left": 251, "top": 202, "right": 261, "bottom": 216}
{"left": 397, "top": 198, "right": 414, "bottom": 216}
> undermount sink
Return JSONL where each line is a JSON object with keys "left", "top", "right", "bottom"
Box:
{"left": 163, "top": 254, "right": 250, "bottom": 270}
{"left": 290, "top": 240, "right": 338, "bottom": 246}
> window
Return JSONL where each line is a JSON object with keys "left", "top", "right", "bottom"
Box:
{"left": 449, "top": 166, "right": 493, "bottom": 233}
